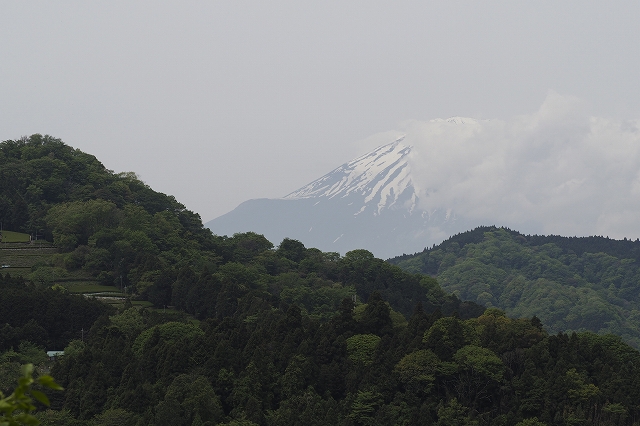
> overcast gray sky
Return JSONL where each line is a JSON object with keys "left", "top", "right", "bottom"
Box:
{"left": 2, "top": 1, "right": 640, "bottom": 227}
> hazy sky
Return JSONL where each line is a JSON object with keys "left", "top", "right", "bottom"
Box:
{"left": 2, "top": 1, "right": 639, "bottom": 227}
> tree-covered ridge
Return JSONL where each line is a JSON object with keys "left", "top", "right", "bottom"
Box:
{"left": 390, "top": 226, "right": 640, "bottom": 266}
{"left": 0, "top": 135, "right": 484, "bottom": 324}
{"left": 1, "top": 135, "right": 201, "bottom": 237}
{"left": 0, "top": 274, "right": 111, "bottom": 352}
{"left": 390, "top": 227, "right": 640, "bottom": 347}
{"left": 45, "top": 302, "right": 640, "bottom": 425}
{"left": 0, "top": 134, "right": 216, "bottom": 290}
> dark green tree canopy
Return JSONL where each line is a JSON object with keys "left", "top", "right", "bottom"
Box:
{"left": 4, "top": 137, "right": 640, "bottom": 425}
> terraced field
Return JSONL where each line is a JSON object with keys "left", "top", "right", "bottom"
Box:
{"left": 0, "top": 230, "right": 32, "bottom": 243}
{"left": 0, "top": 242, "right": 128, "bottom": 306}
{"left": 0, "top": 243, "right": 56, "bottom": 275}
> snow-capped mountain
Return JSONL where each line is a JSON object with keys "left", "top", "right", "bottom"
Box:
{"left": 206, "top": 126, "right": 477, "bottom": 259}
{"left": 285, "top": 137, "right": 416, "bottom": 216}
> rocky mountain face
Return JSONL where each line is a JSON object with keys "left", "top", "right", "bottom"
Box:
{"left": 206, "top": 136, "right": 476, "bottom": 258}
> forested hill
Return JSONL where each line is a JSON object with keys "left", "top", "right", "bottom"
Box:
{"left": 389, "top": 226, "right": 640, "bottom": 347}
{"left": 390, "top": 226, "right": 640, "bottom": 266}
{"left": 0, "top": 134, "right": 211, "bottom": 246}
{"left": 5, "top": 136, "right": 640, "bottom": 425}
{"left": 0, "top": 134, "right": 480, "bottom": 321}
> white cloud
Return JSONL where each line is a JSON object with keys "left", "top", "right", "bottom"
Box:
{"left": 405, "top": 92, "right": 640, "bottom": 239}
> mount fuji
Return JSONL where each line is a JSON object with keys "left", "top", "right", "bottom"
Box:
{"left": 206, "top": 129, "right": 477, "bottom": 259}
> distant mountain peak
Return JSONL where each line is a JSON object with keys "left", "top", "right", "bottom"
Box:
{"left": 284, "top": 136, "right": 416, "bottom": 215}
{"left": 207, "top": 128, "right": 478, "bottom": 258}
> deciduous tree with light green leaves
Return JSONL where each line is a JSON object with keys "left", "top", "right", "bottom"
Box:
{"left": 346, "top": 334, "right": 381, "bottom": 366}
{"left": 0, "top": 364, "right": 62, "bottom": 426}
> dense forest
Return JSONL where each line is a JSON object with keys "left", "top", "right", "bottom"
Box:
{"left": 389, "top": 227, "right": 640, "bottom": 348}
{"left": 4, "top": 266, "right": 640, "bottom": 425}
{"left": 3, "top": 136, "right": 640, "bottom": 425}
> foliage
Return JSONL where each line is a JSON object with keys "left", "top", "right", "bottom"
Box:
{"left": 88, "top": 408, "right": 137, "bottom": 426}
{"left": 391, "top": 226, "right": 640, "bottom": 348}
{"left": 7, "top": 137, "right": 640, "bottom": 424}
{"left": 514, "top": 419, "right": 547, "bottom": 426}
{"left": 0, "top": 364, "right": 62, "bottom": 426}
{"left": 0, "top": 273, "right": 111, "bottom": 352}
{"left": 132, "top": 322, "right": 204, "bottom": 357}
{"left": 108, "top": 308, "right": 145, "bottom": 339}
{"left": 34, "top": 409, "right": 81, "bottom": 426}
{"left": 154, "top": 374, "right": 223, "bottom": 425}
{"left": 346, "top": 334, "right": 381, "bottom": 366}
{"left": 46, "top": 289, "right": 640, "bottom": 425}
{"left": 394, "top": 349, "right": 439, "bottom": 391}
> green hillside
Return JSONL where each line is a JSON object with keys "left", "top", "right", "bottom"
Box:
{"left": 0, "top": 134, "right": 483, "bottom": 320}
{"left": 4, "top": 136, "right": 640, "bottom": 425}
{"left": 390, "top": 226, "right": 640, "bottom": 347}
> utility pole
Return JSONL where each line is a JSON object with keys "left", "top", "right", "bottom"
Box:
{"left": 118, "top": 258, "right": 124, "bottom": 290}
{"left": 33, "top": 229, "right": 42, "bottom": 248}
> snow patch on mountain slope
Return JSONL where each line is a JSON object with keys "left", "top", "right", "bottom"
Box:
{"left": 206, "top": 117, "right": 484, "bottom": 258}
{"left": 284, "top": 137, "right": 416, "bottom": 214}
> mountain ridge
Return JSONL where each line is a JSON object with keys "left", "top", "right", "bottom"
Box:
{"left": 284, "top": 137, "right": 416, "bottom": 216}
{"left": 390, "top": 225, "right": 640, "bottom": 348}
{"left": 206, "top": 127, "right": 480, "bottom": 258}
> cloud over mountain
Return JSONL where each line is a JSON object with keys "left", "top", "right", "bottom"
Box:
{"left": 208, "top": 92, "right": 640, "bottom": 259}
{"left": 404, "top": 92, "right": 640, "bottom": 239}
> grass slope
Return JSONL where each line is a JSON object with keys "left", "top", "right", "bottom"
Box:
{"left": 0, "top": 230, "right": 31, "bottom": 242}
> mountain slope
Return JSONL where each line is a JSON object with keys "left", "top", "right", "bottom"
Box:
{"left": 390, "top": 226, "right": 640, "bottom": 348}
{"left": 207, "top": 136, "right": 474, "bottom": 258}
{"left": 284, "top": 138, "right": 416, "bottom": 215}
{"left": 0, "top": 134, "right": 480, "bottom": 320}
